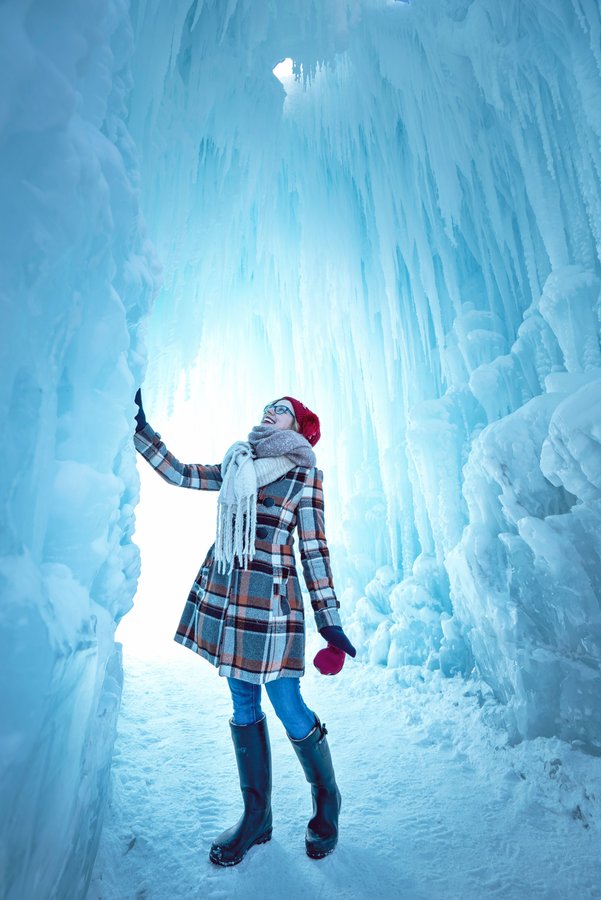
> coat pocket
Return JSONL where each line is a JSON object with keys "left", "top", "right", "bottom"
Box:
{"left": 194, "top": 564, "right": 210, "bottom": 598}
{"left": 271, "top": 565, "right": 291, "bottom": 618}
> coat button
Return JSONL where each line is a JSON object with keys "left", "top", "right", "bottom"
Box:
{"left": 263, "top": 497, "right": 275, "bottom": 507}
{"left": 256, "top": 526, "right": 268, "bottom": 539}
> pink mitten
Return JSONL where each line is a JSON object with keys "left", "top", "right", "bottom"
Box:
{"left": 313, "top": 643, "right": 346, "bottom": 676}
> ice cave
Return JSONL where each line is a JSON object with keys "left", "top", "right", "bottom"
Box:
{"left": 2, "top": 0, "right": 601, "bottom": 897}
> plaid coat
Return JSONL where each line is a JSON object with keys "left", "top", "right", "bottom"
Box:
{"left": 134, "top": 423, "right": 342, "bottom": 683}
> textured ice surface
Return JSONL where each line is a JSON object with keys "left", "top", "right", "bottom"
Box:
{"left": 0, "top": 2, "right": 155, "bottom": 898}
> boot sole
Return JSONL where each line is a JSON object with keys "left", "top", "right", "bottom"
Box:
{"left": 306, "top": 844, "right": 336, "bottom": 860}
{"left": 209, "top": 829, "right": 272, "bottom": 867}
{"left": 306, "top": 792, "right": 341, "bottom": 860}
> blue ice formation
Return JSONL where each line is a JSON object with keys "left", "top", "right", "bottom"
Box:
{"left": 130, "top": 0, "right": 601, "bottom": 746}
{"left": 2, "top": 1, "right": 601, "bottom": 897}
{"left": 0, "top": 2, "right": 156, "bottom": 898}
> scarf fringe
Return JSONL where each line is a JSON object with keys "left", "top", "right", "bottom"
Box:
{"left": 215, "top": 495, "right": 258, "bottom": 575}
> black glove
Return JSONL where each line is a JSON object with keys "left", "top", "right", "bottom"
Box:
{"left": 318, "top": 625, "right": 356, "bottom": 658}
{"left": 134, "top": 388, "right": 147, "bottom": 432}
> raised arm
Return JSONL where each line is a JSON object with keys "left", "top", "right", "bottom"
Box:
{"left": 133, "top": 390, "right": 222, "bottom": 490}
{"left": 296, "top": 467, "right": 342, "bottom": 630}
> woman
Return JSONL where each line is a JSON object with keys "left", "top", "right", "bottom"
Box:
{"left": 133, "top": 390, "right": 356, "bottom": 866}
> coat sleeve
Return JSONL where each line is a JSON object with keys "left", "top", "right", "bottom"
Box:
{"left": 133, "top": 422, "right": 223, "bottom": 490}
{"left": 296, "top": 467, "right": 342, "bottom": 630}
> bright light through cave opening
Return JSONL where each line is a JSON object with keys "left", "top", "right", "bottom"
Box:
{"left": 117, "top": 362, "right": 339, "bottom": 660}
{"left": 272, "top": 57, "right": 294, "bottom": 88}
{"left": 116, "top": 373, "right": 320, "bottom": 658}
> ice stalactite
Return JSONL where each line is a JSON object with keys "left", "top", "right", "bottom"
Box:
{"left": 126, "top": 0, "right": 601, "bottom": 746}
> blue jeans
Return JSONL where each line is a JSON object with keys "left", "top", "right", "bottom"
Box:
{"left": 227, "top": 676, "right": 317, "bottom": 740}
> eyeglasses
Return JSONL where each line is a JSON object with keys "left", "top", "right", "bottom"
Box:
{"left": 263, "top": 403, "right": 295, "bottom": 419}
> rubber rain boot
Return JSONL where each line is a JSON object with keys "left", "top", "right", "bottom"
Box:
{"left": 209, "top": 714, "right": 273, "bottom": 866}
{"left": 288, "top": 717, "right": 341, "bottom": 859}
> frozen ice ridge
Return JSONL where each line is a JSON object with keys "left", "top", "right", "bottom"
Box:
{"left": 0, "top": 2, "right": 155, "bottom": 898}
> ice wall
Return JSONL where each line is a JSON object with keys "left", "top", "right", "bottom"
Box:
{"left": 0, "top": 2, "right": 155, "bottom": 898}
{"left": 127, "top": 0, "right": 601, "bottom": 746}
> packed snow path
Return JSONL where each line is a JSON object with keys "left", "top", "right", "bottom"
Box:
{"left": 88, "top": 648, "right": 601, "bottom": 900}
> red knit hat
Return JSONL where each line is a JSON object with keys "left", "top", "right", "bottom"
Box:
{"left": 282, "top": 396, "right": 321, "bottom": 446}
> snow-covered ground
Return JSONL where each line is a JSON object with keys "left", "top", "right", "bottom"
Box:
{"left": 88, "top": 644, "right": 601, "bottom": 900}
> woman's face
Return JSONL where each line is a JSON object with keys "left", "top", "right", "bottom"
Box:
{"left": 261, "top": 398, "right": 297, "bottom": 431}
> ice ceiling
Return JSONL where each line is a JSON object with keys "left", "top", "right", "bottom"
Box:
{"left": 2, "top": 1, "right": 601, "bottom": 897}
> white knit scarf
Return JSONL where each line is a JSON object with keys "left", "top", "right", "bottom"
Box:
{"left": 214, "top": 424, "right": 316, "bottom": 574}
